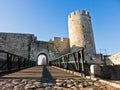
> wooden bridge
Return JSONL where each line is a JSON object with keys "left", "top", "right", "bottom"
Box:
{"left": 0, "top": 48, "right": 85, "bottom": 78}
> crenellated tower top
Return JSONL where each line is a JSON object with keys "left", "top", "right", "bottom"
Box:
{"left": 68, "top": 10, "right": 90, "bottom": 19}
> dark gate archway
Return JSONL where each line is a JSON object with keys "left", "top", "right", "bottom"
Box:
{"left": 35, "top": 50, "right": 50, "bottom": 65}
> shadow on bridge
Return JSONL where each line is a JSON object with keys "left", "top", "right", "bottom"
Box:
{"left": 40, "top": 65, "right": 56, "bottom": 83}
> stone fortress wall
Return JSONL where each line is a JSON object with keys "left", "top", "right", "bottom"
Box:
{"left": 0, "top": 32, "right": 70, "bottom": 61}
{"left": 0, "top": 32, "right": 34, "bottom": 58}
{"left": 50, "top": 37, "right": 70, "bottom": 54}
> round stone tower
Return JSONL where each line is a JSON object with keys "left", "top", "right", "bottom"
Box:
{"left": 68, "top": 10, "right": 96, "bottom": 61}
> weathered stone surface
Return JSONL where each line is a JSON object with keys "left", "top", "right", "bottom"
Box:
{"left": 67, "top": 83, "right": 74, "bottom": 87}
{"left": 88, "top": 81, "right": 94, "bottom": 85}
{"left": 78, "top": 83, "right": 84, "bottom": 88}
{"left": 21, "top": 79, "right": 28, "bottom": 84}
{"left": 56, "top": 79, "right": 63, "bottom": 83}
{"left": 0, "top": 78, "right": 119, "bottom": 90}
{"left": 45, "top": 86, "right": 52, "bottom": 90}
{"left": 68, "top": 10, "right": 96, "bottom": 63}
{"left": 0, "top": 81, "right": 6, "bottom": 85}
{"left": 34, "top": 81, "right": 41, "bottom": 87}
{"left": 3, "top": 83, "right": 14, "bottom": 90}
{"left": 27, "top": 81, "right": 33, "bottom": 85}
{"left": 14, "top": 84, "right": 24, "bottom": 90}
{"left": 56, "top": 82, "right": 62, "bottom": 86}
{"left": 0, "top": 33, "right": 70, "bottom": 65}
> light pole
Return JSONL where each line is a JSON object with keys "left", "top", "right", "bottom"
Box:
{"left": 99, "top": 49, "right": 108, "bottom": 64}
{"left": 99, "top": 49, "right": 107, "bottom": 55}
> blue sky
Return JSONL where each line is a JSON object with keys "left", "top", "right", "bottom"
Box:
{"left": 0, "top": 0, "right": 120, "bottom": 55}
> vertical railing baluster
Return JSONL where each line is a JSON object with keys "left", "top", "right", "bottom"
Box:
{"left": 7, "top": 53, "right": 10, "bottom": 70}
{"left": 50, "top": 48, "right": 84, "bottom": 74}
{"left": 81, "top": 48, "right": 85, "bottom": 73}
{"left": 18, "top": 56, "right": 21, "bottom": 69}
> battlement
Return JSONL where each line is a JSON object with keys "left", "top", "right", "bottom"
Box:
{"left": 63, "top": 38, "right": 69, "bottom": 42}
{"left": 54, "top": 37, "right": 61, "bottom": 42}
{"left": 68, "top": 10, "right": 90, "bottom": 18}
{"left": 54, "top": 37, "right": 69, "bottom": 43}
{"left": 81, "top": 10, "right": 90, "bottom": 17}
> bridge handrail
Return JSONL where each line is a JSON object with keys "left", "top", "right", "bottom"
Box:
{"left": 0, "top": 49, "right": 30, "bottom": 60}
{"left": 51, "top": 47, "right": 84, "bottom": 61}
{"left": 0, "top": 49, "right": 36, "bottom": 72}
{"left": 49, "top": 47, "right": 85, "bottom": 74}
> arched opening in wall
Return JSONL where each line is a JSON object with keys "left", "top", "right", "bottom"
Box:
{"left": 37, "top": 54, "right": 47, "bottom": 65}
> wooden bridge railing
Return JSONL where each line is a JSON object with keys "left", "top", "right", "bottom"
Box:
{"left": 49, "top": 47, "right": 86, "bottom": 74}
{"left": 0, "top": 49, "right": 36, "bottom": 73}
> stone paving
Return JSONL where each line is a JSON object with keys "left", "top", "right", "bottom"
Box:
{"left": 0, "top": 79, "right": 54, "bottom": 90}
{"left": 0, "top": 78, "right": 100, "bottom": 90}
{"left": 0, "top": 78, "right": 120, "bottom": 90}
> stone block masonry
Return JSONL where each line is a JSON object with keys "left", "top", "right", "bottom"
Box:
{"left": 0, "top": 32, "right": 70, "bottom": 63}
{"left": 68, "top": 10, "right": 96, "bottom": 62}
{"left": 0, "top": 32, "right": 34, "bottom": 58}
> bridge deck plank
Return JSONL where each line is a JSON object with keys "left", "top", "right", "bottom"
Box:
{"left": 0, "top": 66, "right": 80, "bottom": 79}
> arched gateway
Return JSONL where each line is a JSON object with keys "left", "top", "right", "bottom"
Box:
{"left": 29, "top": 38, "right": 70, "bottom": 65}
{"left": 36, "top": 50, "right": 49, "bottom": 65}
